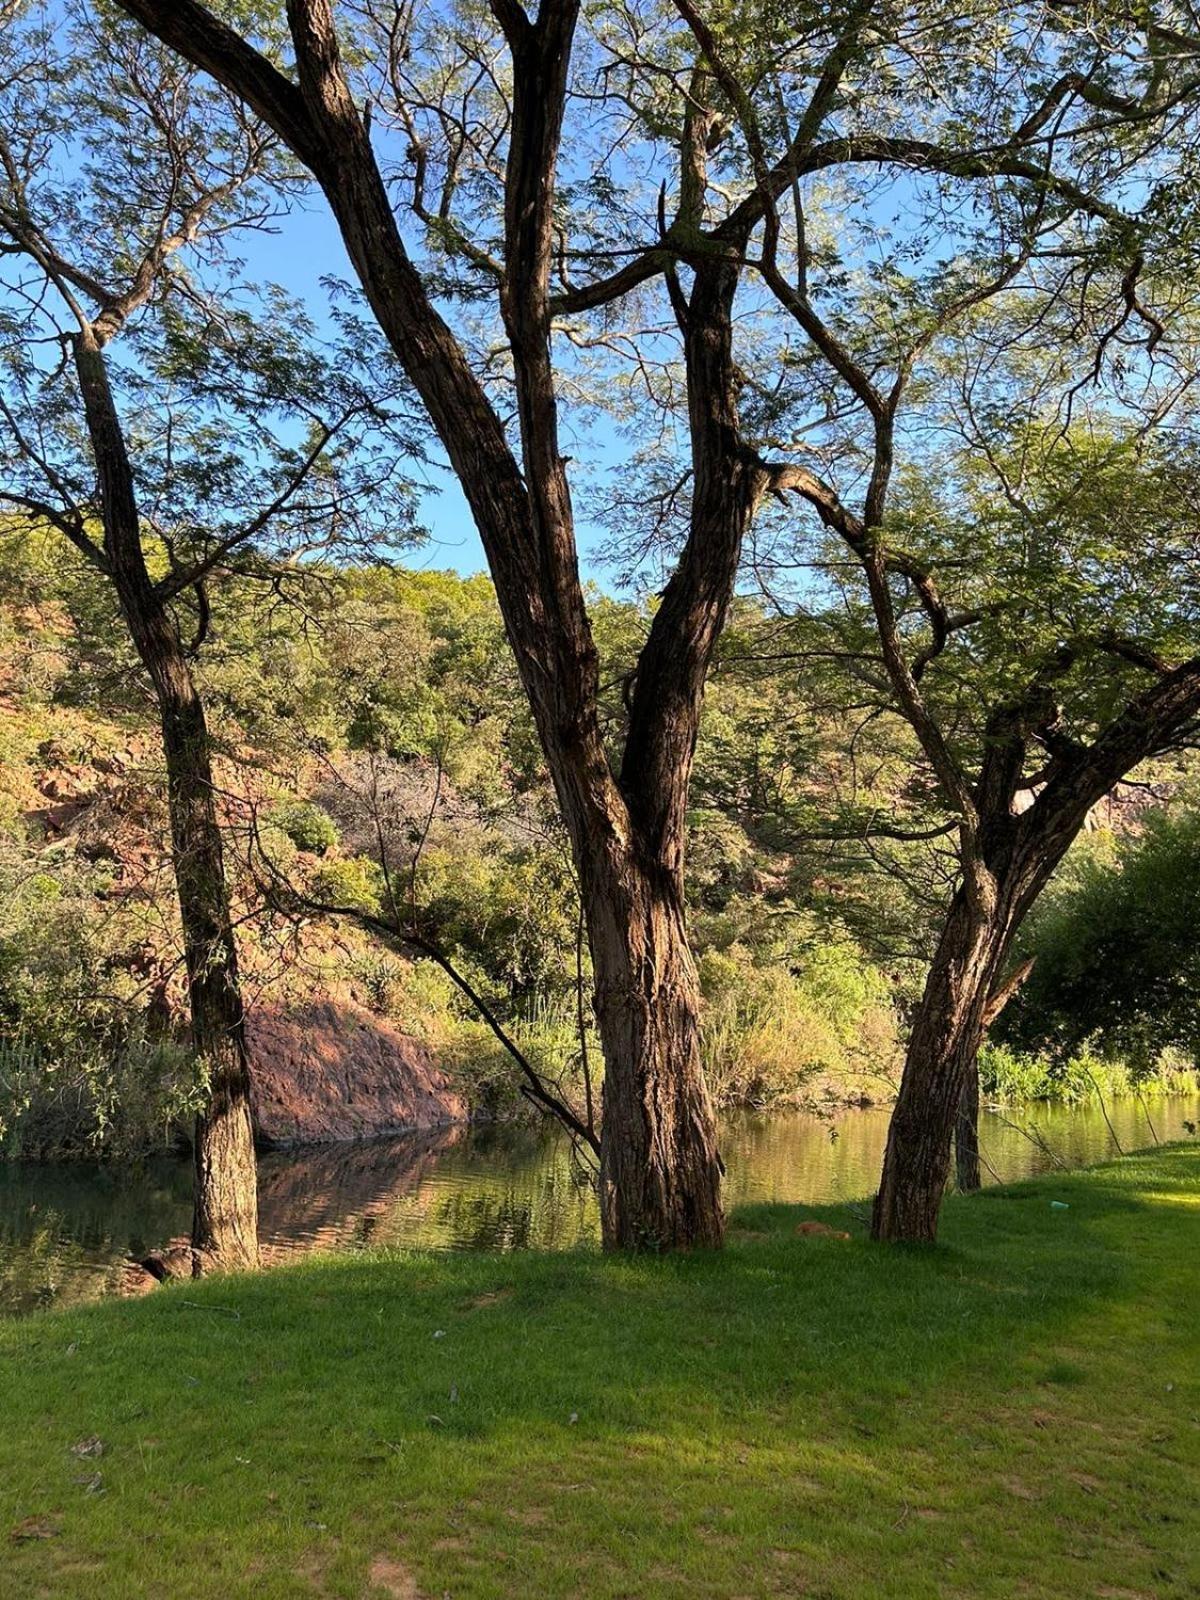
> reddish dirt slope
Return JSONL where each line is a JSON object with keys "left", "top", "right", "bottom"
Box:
{"left": 245, "top": 1001, "right": 467, "bottom": 1146}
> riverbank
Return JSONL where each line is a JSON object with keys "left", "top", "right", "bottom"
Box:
{"left": 6, "top": 1095, "right": 1199, "bottom": 1317}
{"left": 2, "top": 1145, "right": 1197, "bottom": 1598}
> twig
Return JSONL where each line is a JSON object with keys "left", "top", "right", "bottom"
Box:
{"left": 1080, "top": 1065, "right": 1125, "bottom": 1156}
{"left": 988, "top": 1110, "right": 1071, "bottom": 1170}
{"left": 575, "top": 893, "right": 595, "bottom": 1140}
{"left": 179, "top": 1301, "right": 242, "bottom": 1319}
{"left": 1136, "top": 1091, "right": 1160, "bottom": 1146}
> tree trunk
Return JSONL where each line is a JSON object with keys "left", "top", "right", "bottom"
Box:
{"left": 954, "top": 1059, "right": 982, "bottom": 1193}
{"left": 953, "top": 953, "right": 1038, "bottom": 1192}
{"left": 872, "top": 891, "right": 1006, "bottom": 1242}
{"left": 588, "top": 864, "right": 723, "bottom": 1250}
{"left": 74, "top": 330, "right": 259, "bottom": 1274}
{"left": 154, "top": 667, "right": 260, "bottom": 1274}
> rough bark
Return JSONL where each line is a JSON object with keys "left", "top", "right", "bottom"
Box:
{"left": 872, "top": 890, "right": 1010, "bottom": 1241}
{"left": 74, "top": 330, "right": 259, "bottom": 1273}
{"left": 589, "top": 860, "right": 723, "bottom": 1249}
{"left": 954, "top": 1059, "right": 983, "bottom": 1194}
{"left": 157, "top": 667, "right": 260, "bottom": 1273}
{"left": 587, "top": 252, "right": 757, "bottom": 1250}
{"left": 953, "top": 954, "right": 1036, "bottom": 1193}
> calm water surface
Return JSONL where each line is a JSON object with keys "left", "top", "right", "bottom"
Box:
{"left": 2, "top": 1094, "right": 1197, "bottom": 1316}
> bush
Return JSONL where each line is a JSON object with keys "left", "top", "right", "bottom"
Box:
{"left": 978, "top": 1041, "right": 1198, "bottom": 1105}
{"left": 440, "top": 991, "right": 590, "bottom": 1120}
{"left": 698, "top": 939, "right": 899, "bottom": 1107}
{"left": 308, "top": 855, "right": 384, "bottom": 914}
{"left": 0, "top": 1029, "right": 203, "bottom": 1159}
{"left": 1002, "top": 807, "right": 1200, "bottom": 1068}
{"left": 0, "top": 835, "right": 200, "bottom": 1157}
{"left": 271, "top": 799, "right": 340, "bottom": 856}
{"left": 414, "top": 840, "right": 579, "bottom": 1000}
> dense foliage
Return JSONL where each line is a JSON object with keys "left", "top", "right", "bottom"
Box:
{"left": 4, "top": 519, "right": 1194, "bottom": 1159}
{"left": 0, "top": 529, "right": 913, "bottom": 1154}
{"left": 1000, "top": 807, "right": 1200, "bottom": 1074}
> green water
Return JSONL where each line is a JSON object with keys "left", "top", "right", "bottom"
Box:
{"left": 2, "top": 1094, "right": 1197, "bottom": 1316}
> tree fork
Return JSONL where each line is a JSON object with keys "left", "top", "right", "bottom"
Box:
{"left": 109, "top": 0, "right": 755, "bottom": 1250}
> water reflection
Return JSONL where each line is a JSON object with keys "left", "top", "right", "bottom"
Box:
{"left": 257, "top": 1122, "right": 596, "bottom": 1258}
{"left": 1, "top": 1092, "right": 1196, "bottom": 1316}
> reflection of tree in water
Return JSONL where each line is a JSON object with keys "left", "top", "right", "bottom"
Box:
{"left": 721, "top": 1109, "right": 899, "bottom": 1212}
{"left": 0, "top": 1123, "right": 599, "bottom": 1312}
{"left": 719, "top": 1094, "right": 1200, "bottom": 1213}
{"left": 433, "top": 1190, "right": 536, "bottom": 1252}
{"left": 256, "top": 1124, "right": 468, "bottom": 1261}
{"left": 278, "top": 1123, "right": 599, "bottom": 1256}
{"left": 257, "top": 1121, "right": 596, "bottom": 1260}
{"left": 0, "top": 1209, "right": 113, "bottom": 1313}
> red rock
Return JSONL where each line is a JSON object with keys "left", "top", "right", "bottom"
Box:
{"left": 245, "top": 1000, "right": 467, "bottom": 1146}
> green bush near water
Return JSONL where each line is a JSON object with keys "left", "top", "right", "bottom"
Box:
{"left": 1001, "top": 808, "right": 1200, "bottom": 1072}
{"left": 698, "top": 939, "right": 899, "bottom": 1105}
{"left": 0, "top": 844, "right": 204, "bottom": 1158}
{"left": 0, "top": 1032, "right": 202, "bottom": 1160}
{"left": 978, "top": 1041, "right": 1199, "bottom": 1106}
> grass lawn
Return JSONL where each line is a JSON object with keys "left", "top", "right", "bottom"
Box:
{"left": 1, "top": 1145, "right": 1197, "bottom": 1600}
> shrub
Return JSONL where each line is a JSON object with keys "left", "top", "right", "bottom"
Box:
{"left": 697, "top": 940, "right": 899, "bottom": 1107}
{"left": 0, "top": 1029, "right": 203, "bottom": 1159}
{"left": 440, "top": 991, "right": 589, "bottom": 1120}
{"left": 0, "top": 834, "right": 198, "bottom": 1157}
{"left": 308, "top": 855, "right": 384, "bottom": 914}
{"left": 271, "top": 799, "right": 340, "bottom": 856}
{"left": 1001, "top": 807, "right": 1200, "bottom": 1068}
{"left": 978, "top": 1041, "right": 1198, "bottom": 1105}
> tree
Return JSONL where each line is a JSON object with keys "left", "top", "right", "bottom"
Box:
{"left": 589, "top": 0, "right": 1200, "bottom": 1238}
{"left": 1001, "top": 805, "right": 1200, "bottom": 1072}
{"left": 110, "top": 0, "right": 1200, "bottom": 1246}
{"left": 767, "top": 413, "right": 1200, "bottom": 1225}
{"left": 0, "top": 0, "right": 418, "bottom": 1268}
{"left": 106, "top": 0, "right": 758, "bottom": 1249}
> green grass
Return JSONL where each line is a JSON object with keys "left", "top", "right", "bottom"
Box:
{"left": 1, "top": 1147, "right": 1198, "bottom": 1600}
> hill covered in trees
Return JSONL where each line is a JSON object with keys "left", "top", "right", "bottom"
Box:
{"left": 0, "top": 531, "right": 906, "bottom": 1155}
{"left": 1, "top": 528, "right": 1193, "bottom": 1160}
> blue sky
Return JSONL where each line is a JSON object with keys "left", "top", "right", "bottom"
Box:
{"left": 239, "top": 196, "right": 627, "bottom": 584}
{"left": 244, "top": 200, "right": 488, "bottom": 577}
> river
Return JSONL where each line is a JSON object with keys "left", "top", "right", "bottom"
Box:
{"left": 2, "top": 1093, "right": 1196, "bottom": 1316}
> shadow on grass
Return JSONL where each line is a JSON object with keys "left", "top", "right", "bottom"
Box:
{"left": 0, "top": 1147, "right": 1196, "bottom": 1599}
{"left": 11, "top": 1150, "right": 1179, "bottom": 1425}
